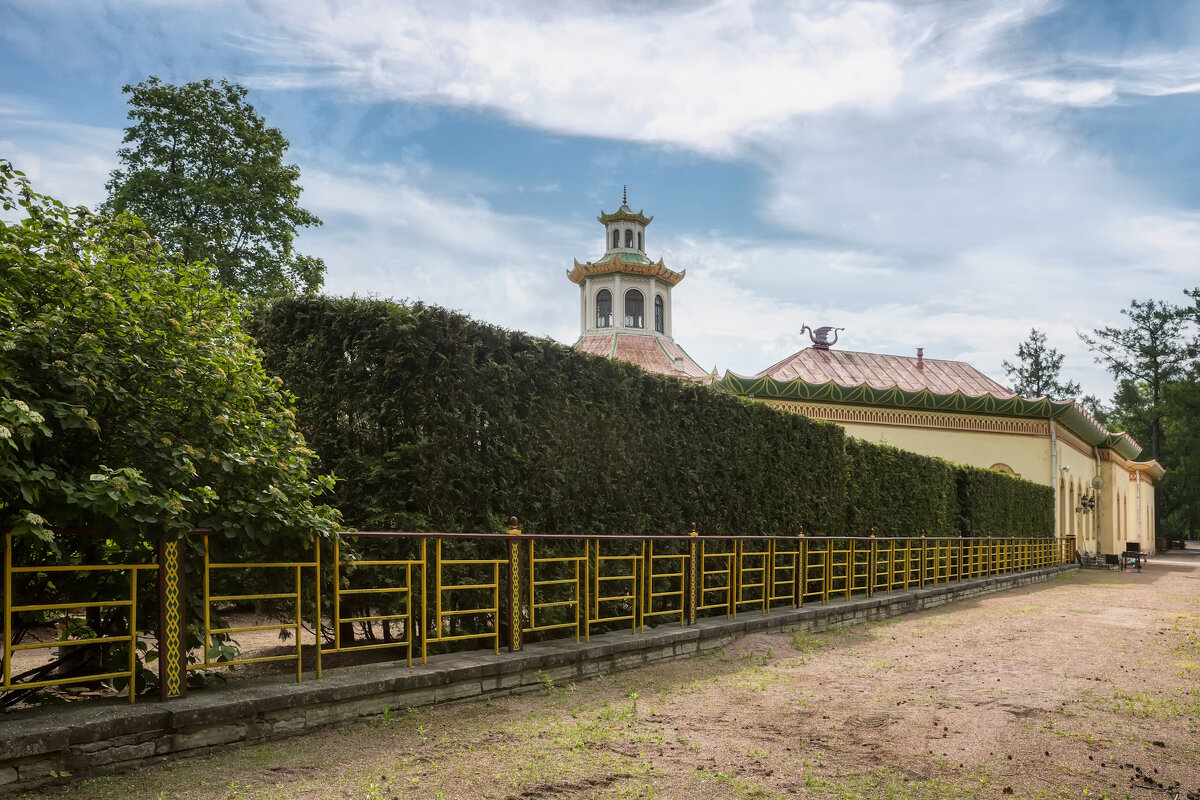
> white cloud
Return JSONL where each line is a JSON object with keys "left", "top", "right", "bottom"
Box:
{"left": 1017, "top": 79, "right": 1116, "bottom": 106}
{"left": 0, "top": 100, "right": 121, "bottom": 208}
{"left": 244, "top": 0, "right": 926, "bottom": 154}
{"left": 298, "top": 161, "right": 587, "bottom": 342}
{"left": 7, "top": 0, "right": 1200, "bottom": 406}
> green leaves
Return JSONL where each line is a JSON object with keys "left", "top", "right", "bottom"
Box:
{"left": 101, "top": 76, "right": 325, "bottom": 298}
{"left": 0, "top": 158, "right": 340, "bottom": 547}
{"left": 1003, "top": 328, "right": 1081, "bottom": 400}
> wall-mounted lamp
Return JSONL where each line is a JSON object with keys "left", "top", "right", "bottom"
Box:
{"left": 1076, "top": 494, "right": 1096, "bottom": 514}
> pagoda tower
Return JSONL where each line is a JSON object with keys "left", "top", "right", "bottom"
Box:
{"left": 568, "top": 190, "right": 707, "bottom": 379}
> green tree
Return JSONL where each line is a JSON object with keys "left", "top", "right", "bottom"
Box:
{"left": 1161, "top": 373, "right": 1200, "bottom": 539}
{"left": 1002, "top": 328, "right": 1081, "bottom": 399}
{"left": 1, "top": 159, "right": 339, "bottom": 545}
{"left": 1079, "top": 299, "right": 1192, "bottom": 463}
{"left": 1081, "top": 297, "right": 1197, "bottom": 542}
{"left": 101, "top": 76, "right": 325, "bottom": 297}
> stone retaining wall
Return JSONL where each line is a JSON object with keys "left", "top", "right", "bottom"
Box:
{"left": 0, "top": 565, "right": 1074, "bottom": 792}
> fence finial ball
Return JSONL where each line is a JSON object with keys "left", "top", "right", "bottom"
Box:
{"left": 690, "top": 522, "right": 697, "bottom": 532}
{"left": 508, "top": 516, "right": 518, "bottom": 529}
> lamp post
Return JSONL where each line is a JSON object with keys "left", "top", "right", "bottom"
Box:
{"left": 1091, "top": 475, "right": 1104, "bottom": 555}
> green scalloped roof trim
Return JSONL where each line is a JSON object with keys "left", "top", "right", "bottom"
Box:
{"left": 715, "top": 373, "right": 1143, "bottom": 460}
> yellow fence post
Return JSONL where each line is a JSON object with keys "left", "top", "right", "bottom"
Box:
{"left": 687, "top": 523, "right": 698, "bottom": 624}
{"left": 868, "top": 530, "right": 876, "bottom": 598}
{"left": 2, "top": 532, "right": 10, "bottom": 695}
{"left": 506, "top": 516, "right": 523, "bottom": 653}
{"left": 957, "top": 532, "right": 964, "bottom": 583}
{"left": 822, "top": 537, "right": 831, "bottom": 604}
{"left": 156, "top": 531, "right": 187, "bottom": 700}
{"left": 919, "top": 531, "right": 927, "bottom": 589}
{"left": 314, "top": 533, "right": 322, "bottom": 680}
{"left": 796, "top": 527, "right": 805, "bottom": 608}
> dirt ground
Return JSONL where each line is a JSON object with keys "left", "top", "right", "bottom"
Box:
{"left": 14, "top": 545, "right": 1200, "bottom": 800}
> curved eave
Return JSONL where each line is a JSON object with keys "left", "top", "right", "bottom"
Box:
{"left": 598, "top": 208, "right": 653, "bottom": 226}
{"left": 567, "top": 257, "right": 685, "bottom": 285}
{"left": 1102, "top": 431, "right": 1147, "bottom": 462}
{"left": 715, "top": 372, "right": 1131, "bottom": 451}
{"left": 1128, "top": 460, "right": 1166, "bottom": 483}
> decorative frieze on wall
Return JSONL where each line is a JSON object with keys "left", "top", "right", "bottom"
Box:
{"left": 761, "top": 400, "right": 1048, "bottom": 437}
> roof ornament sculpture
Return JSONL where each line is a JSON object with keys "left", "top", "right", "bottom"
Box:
{"left": 801, "top": 324, "right": 843, "bottom": 350}
{"left": 623, "top": 184, "right": 627, "bottom": 206}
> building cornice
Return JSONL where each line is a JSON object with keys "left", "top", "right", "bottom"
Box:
{"left": 598, "top": 207, "right": 653, "bottom": 226}
{"left": 761, "top": 400, "right": 1048, "bottom": 437}
{"left": 568, "top": 256, "right": 685, "bottom": 286}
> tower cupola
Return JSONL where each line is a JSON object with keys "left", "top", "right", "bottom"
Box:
{"left": 567, "top": 191, "right": 707, "bottom": 380}
{"left": 601, "top": 185, "right": 653, "bottom": 256}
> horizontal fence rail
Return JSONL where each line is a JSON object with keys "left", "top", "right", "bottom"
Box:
{"left": 2, "top": 527, "right": 1076, "bottom": 703}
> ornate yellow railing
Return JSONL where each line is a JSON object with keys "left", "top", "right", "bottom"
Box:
{"left": 2, "top": 527, "right": 1075, "bottom": 704}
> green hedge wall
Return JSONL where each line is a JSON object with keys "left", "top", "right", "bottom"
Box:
{"left": 249, "top": 298, "right": 846, "bottom": 535}
{"left": 842, "top": 438, "right": 960, "bottom": 536}
{"left": 956, "top": 464, "right": 1055, "bottom": 536}
{"left": 250, "top": 297, "right": 1053, "bottom": 539}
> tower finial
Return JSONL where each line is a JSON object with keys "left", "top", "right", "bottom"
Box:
{"left": 623, "top": 185, "right": 627, "bottom": 206}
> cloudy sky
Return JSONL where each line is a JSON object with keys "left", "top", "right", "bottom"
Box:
{"left": 4, "top": 0, "right": 1199, "bottom": 399}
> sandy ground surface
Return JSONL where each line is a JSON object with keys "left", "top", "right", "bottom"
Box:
{"left": 12, "top": 545, "right": 1200, "bottom": 800}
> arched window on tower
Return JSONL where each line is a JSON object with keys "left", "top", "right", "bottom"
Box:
{"left": 612, "top": 230, "right": 620, "bottom": 249}
{"left": 596, "top": 289, "right": 612, "bottom": 328}
{"left": 624, "top": 289, "right": 644, "bottom": 329}
{"left": 625, "top": 229, "right": 633, "bottom": 248}
{"left": 637, "top": 231, "right": 643, "bottom": 251}
{"left": 654, "top": 295, "right": 664, "bottom": 333}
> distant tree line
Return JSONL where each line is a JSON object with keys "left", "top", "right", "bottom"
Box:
{"left": 1005, "top": 293, "right": 1200, "bottom": 541}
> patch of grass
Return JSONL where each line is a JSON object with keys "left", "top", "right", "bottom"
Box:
{"left": 799, "top": 766, "right": 987, "bottom": 800}
{"left": 790, "top": 630, "right": 821, "bottom": 660}
{"left": 693, "top": 766, "right": 787, "bottom": 799}
{"left": 1084, "top": 688, "right": 1200, "bottom": 721}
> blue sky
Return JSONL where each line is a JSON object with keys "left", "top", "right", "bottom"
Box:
{"left": 4, "top": 0, "right": 1200, "bottom": 400}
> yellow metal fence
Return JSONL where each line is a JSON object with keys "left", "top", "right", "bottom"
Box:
{"left": 2, "top": 529, "right": 1075, "bottom": 703}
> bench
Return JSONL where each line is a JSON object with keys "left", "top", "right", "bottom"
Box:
{"left": 1120, "top": 542, "right": 1147, "bottom": 572}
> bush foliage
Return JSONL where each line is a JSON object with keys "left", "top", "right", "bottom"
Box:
{"left": 0, "top": 160, "right": 339, "bottom": 546}
{"left": 251, "top": 297, "right": 1053, "bottom": 539}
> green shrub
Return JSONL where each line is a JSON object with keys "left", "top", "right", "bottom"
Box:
{"left": 842, "top": 438, "right": 959, "bottom": 536}
{"left": 956, "top": 463, "right": 1054, "bottom": 536}
{"left": 250, "top": 296, "right": 1052, "bottom": 540}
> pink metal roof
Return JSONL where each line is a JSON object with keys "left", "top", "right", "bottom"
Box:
{"left": 754, "top": 347, "right": 1015, "bottom": 398}
{"left": 574, "top": 333, "right": 708, "bottom": 379}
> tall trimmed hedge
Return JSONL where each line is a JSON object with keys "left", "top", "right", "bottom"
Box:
{"left": 842, "top": 439, "right": 960, "bottom": 536}
{"left": 249, "top": 298, "right": 846, "bottom": 535}
{"left": 956, "top": 464, "right": 1054, "bottom": 536}
{"left": 250, "top": 297, "right": 1053, "bottom": 538}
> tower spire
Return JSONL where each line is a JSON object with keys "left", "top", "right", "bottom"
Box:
{"left": 623, "top": 185, "right": 627, "bottom": 206}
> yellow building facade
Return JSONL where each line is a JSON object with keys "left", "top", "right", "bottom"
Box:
{"left": 715, "top": 345, "right": 1164, "bottom": 556}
